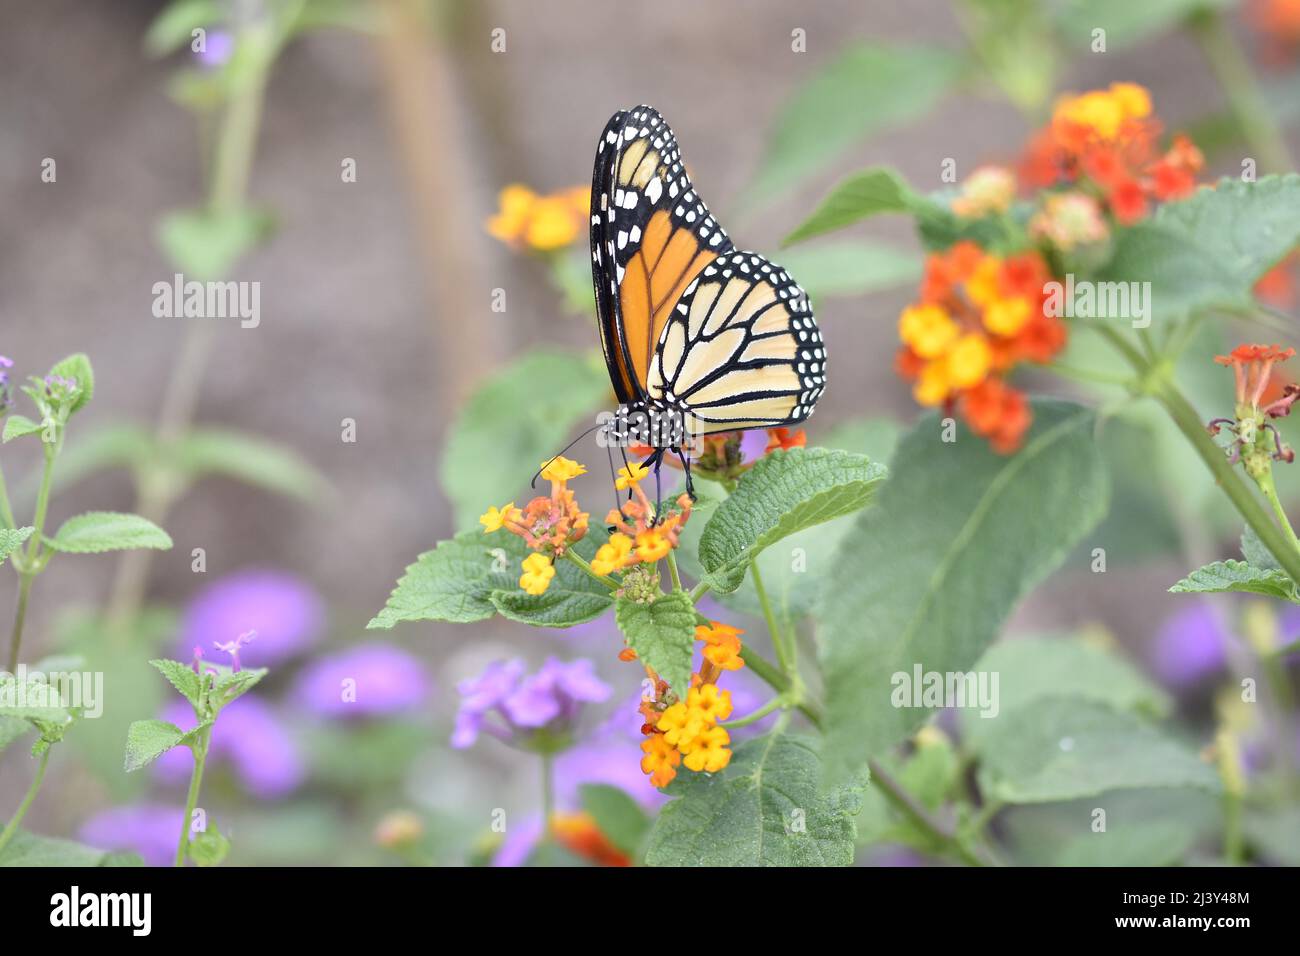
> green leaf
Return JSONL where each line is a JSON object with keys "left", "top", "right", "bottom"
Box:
{"left": 1242, "top": 524, "right": 1283, "bottom": 570}
{"left": 960, "top": 0, "right": 1058, "bottom": 111}
{"left": 211, "top": 665, "right": 268, "bottom": 708}
{"left": 820, "top": 400, "right": 1109, "bottom": 782}
{"left": 698, "top": 447, "right": 886, "bottom": 594}
{"left": 1052, "top": 0, "right": 1235, "bottom": 50}
{"left": 1100, "top": 175, "right": 1300, "bottom": 321}
{"left": 187, "top": 824, "right": 231, "bottom": 867}
{"left": 747, "top": 44, "right": 963, "bottom": 209}
{"left": 49, "top": 353, "right": 95, "bottom": 415}
{"left": 0, "top": 675, "right": 69, "bottom": 723}
{"left": 579, "top": 784, "right": 651, "bottom": 857}
{"left": 1170, "top": 559, "right": 1300, "bottom": 603}
{"left": 615, "top": 592, "right": 696, "bottom": 694}
{"left": 783, "top": 167, "right": 919, "bottom": 246}
{"left": 0, "top": 830, "right": 118, "bottom": 867}
{"left": 959, "top": 634, "right": 1170, "bottom": 748}
{"left": 975, "top": 699, "right": 1220, "bottom": 804}
{"left": 124, "top": 719, "right": 189, "bottom": 772}
{"left": 2, "top": 415, "right": 42, "bottom": 443}
{"left": 144, "top": 0, "right": 224, "bottom": 57}
{"left": 47, "top": 512, "right": 173, "bottom": 554}
{"left": 0, "top": 527, "right": 33, "bottom": 565}
{"left": 489, "top": 555, "right": 614, "bottom": 628}
{"left": 775, "top": 239, "right": 921, "bottom": 300}
{"left": 368, "top": 529, "right": 528, "bottom": 629}
{"left": 149, "top": 659, "right": 204, "bottom": 710}
{"left": 170, "top": 428, "right": 329, "bottom": 501}
{"left": 157, "top": 206, "right": 274, "bottom": 280}
{"left": 645, "top": 733, "right": 865, "bottom": 866}
{"left": 441, "top": 350, "right": 610, "bottom": 531}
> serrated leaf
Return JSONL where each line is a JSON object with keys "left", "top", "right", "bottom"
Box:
{"left": 975, "top": 699, "right": 1219, "bottom": 803}
{"left": 820, "top": 400, "right": 1109, "bottom": 782}
{"left": 1241, "top": 524, "right": 1282, "bottom": 570}
{"left": 47, "top": 512, "right": 174, "bottom": 554}
{"left": 0, "top": 527, "right": 33, "bottom": 565}
{"left": 1100, "top": 175, "right": 1300, "bottom": 321}
{"left": 48, "top": 353, "right": 94, "bottom": 415}
{"left": 211, "top": 665, "right": 268, "bottom": 707}
{"left": 170, "top": 428, "right": 328, "bottom": 501}
{"left": 487, "top": 528, "right": 615, "bottom": 627}
{"left": 1170, "top": 559, "right": 1300, "bottom": 603}
{"left": 187, "top": 824, "right": 230, "bottom": 867}
{"left": 615, "top": 592, "right": 696, "bottom": 695}
{"left": 3, "top": 415, "right": 42, "bottom": 443}
{"left": 440, "top": 349, "right": 611, "bottom": 531}
{"left": 580, "top": 784, "right": 651, "bottom": 857}
{"left": 645, "top": 733, "right": 865, "bottom": 867}
{"left": 149, "top": 659, "right": 204, "bottom": 709}
{"left": 959, "top": 634, "right": 1170, "bottom": 748}
{"left": 747, "top": 44, "right": 962, "bottom": 210}
{"left": 368, "top": 529, "right": 528, "bottom": 629}
{"left": 124, "top": 719, "right": 189, "bottom": 772}
{"left": 698, "top": 447, "right": 885, "bottom": 594}
{"left": 0, "top": 676, "right": 70, "bottom": 723}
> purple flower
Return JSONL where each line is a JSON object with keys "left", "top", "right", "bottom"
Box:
{"left": 293, "top": 644, "right": 431, "bottom": 718}
{"left": 153, "top": 696, "right": 305, "bottom": 798}
{"left": 79, "top": 804, "right": 184, "bottom": 867}
{"left": 491, "top": 813, "right": 544, "bottom": 868}
{"left": 740, "top": 429, "right": 770, "bottom": 462}
{"left": 195, "top": 29, "right": 234, "bottom": 68}
{"left": 452, "top": 657, "right": 611, "bottom": 751}
{"left": 178, "top": 569, "right": 323, "bottom": 669}
{"left": 1150, "top": 600, "right": 1231, "bottom": 689}
{"left": 0, "top": 356, "right": 12, "bottom": 414}
{"left": 214, "top": 629, "right": 256, "bottom": 672}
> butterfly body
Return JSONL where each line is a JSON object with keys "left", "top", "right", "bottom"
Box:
{"left": 589, "top": 105, "right": 826, "bottom": 498}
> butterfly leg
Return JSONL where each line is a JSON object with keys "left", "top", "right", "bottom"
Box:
{"left": 677, "top": 447, "right": 697, "bottom": 502}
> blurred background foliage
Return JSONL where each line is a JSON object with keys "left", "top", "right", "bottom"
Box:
{"left": 2, "top": 0, "right": 1300, "bottom": 866}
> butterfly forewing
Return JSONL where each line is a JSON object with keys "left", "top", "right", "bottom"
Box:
{"left": 590, "top": 106, "right": 733, "bottom": 401}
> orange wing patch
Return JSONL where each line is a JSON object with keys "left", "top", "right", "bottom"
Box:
{"left": 620, "top": 209, "right": 718, "bottom": 387}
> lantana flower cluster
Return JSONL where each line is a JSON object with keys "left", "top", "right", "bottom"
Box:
{"left": 1210, "top": 344, "right": 1299, "bottom": 474}
{"left": 486, "top": 184, "right": 589, "bottom": 251}
{"left": 635, "top": 621, "right": 746, "bottom": 788}
{"left": 896, "top": 82, "right": 1205, "bottom": 454}
{"left": 896, "top": 242, "right": 1062, "bottom": 453}
{"left": 480, "top": 456, "right": 590, "bottom": 596}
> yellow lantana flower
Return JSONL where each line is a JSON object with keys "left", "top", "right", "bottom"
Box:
{"left": 540, "top": 456, "right": 587, "bottom": 483}
{"left": 983, "top": 297, "right": 1032, "bottom": 337}
{"left": 479, "top": 502, "right": 520, "bottom": 533}
{"left": 945, "top": 333, "right": 992, "bottom": 389}
{"left": 913, "top": 360, "right": 952, "bottom": 408}
{"left": 519, "top": 552, "right": 556, "bottom": 595}
{"left": 635, "top": 527, "right": 672, "bottom": 562}
{"left": 682, "top": 725, "right": 732, "bottom": 772}
{"left": 590, "top": 532, "right": 634, "bottom": 576}
{"left": 686, "top": 684, "right": 733, "bottom": 723}
{"left": 615, "top": 461, "right": 649, "bottom": 490}
{"left": 640, "top": 734, "right": 681, "bottom": 788}
{"left": 898, "top": 304, "right": 958, "bottom": 360}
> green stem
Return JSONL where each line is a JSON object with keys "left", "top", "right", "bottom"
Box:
{"left": 175, "top": 725, "right": 212, "bottom": 867}
{"left": 689, "top": 579, "right": 711, "bottom": 602}
{"left": 0, "top": 462, "right": 15, "bottom": 529}
{"left": 750, "top": 558, "right": 796, "bottom": 683}
{"left": 1256, "top": 470, "right": 1300, "bottom": 555}
{"left": 540, "top": 752, "right": 554, "bottom": 833}
{"left": 564, "top": 550, "right": 619, "bottom": 590}
{"left": 665, "top": 550, "right": 683, "bottom": 592}
{"left": 1187, "top": 9, "right": 1295, "bottom": 175}
{"left": 7, "top": 446, "right": 57, "bottom": 672}
{"left": 0, "top": 746, "right": 52, "bottom": 858}
{"left": 720, "top": 693, "right": 787, "bottom": 729}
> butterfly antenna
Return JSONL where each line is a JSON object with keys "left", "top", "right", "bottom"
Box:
{"left": 531, "top": 421, "right": 607, "bottom": 489}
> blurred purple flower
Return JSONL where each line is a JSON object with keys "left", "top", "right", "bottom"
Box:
{"left": 195, "top": 29, "right": 233, "bottom": 68}
{"left": 178, "top": 569, "right": 323, "bottom": 669}
{"left": 0, "top": 356, "right": 12, "bottom": 414}
{"left": 739, "top": 429, "right": 769, "bottom": 462}
{"left": 492, "top": 812, "right": 544, "bottom": 868}
{"left": 293, "top": 643, "right": 431, "bottom": 718}
{"left": 80, "top": 804, "right": 184, "bottom": 867}
{"left": 154, "top": 696, "right": 305, "bottom": 798}
{"left": 452, "top": 657, "right": 611, "bottom": 751}
{"left": 1150, "top": 601, "right": 1231, "bottom": 689}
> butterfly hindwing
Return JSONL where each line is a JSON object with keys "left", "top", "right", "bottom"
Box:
{"left": 591, "top": 106, "right": 733, "bottom": 402}
{"left": 647, "top": 250, "right": 826, "bottom": 435}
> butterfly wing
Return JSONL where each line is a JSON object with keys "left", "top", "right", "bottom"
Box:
{"left": 590, "top": 105, "right": 733, "bottom": 403}
{"left": 648, "top": 250, "right": 826, "bottom": 435}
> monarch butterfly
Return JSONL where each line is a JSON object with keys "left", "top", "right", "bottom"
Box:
{"left": 590, "top": 105, "right": 826, "bottom": 498}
